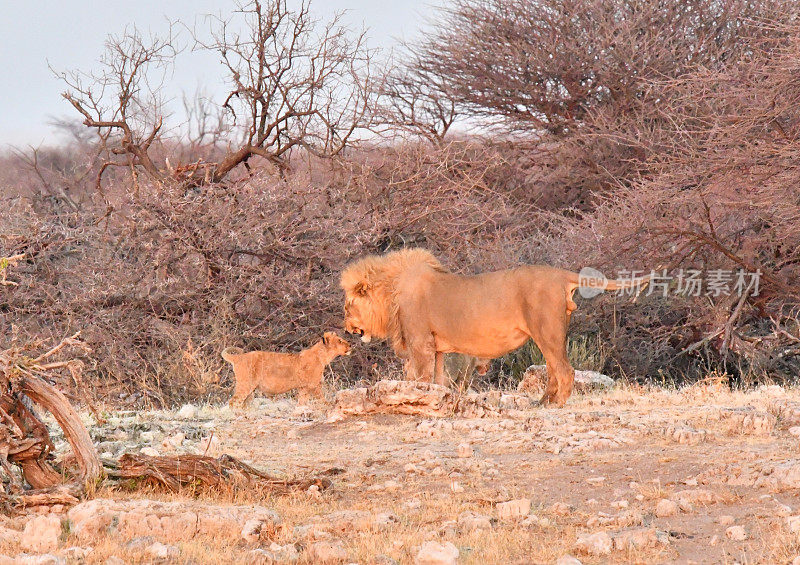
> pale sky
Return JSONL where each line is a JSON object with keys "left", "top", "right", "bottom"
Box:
{"left": 0, "top": 1, "right": 435, "bottom": 148}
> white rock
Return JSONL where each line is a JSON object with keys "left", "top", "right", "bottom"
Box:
{"left": 718, "top": 515, "right": 735, "bottom": 526}
{"left": 456, "top": 443, "right": 474, "bottom": 458}
{"left": 140, "top": 446, "right": 160, "bottom": 457}
{"left": 198, "top": 434, "right": 221, "bottom": 454}
{"left": 177, "top": 403, "right": 198, "bottom": 419}
{"left": 306, "top": 540, "right": 349, "bottom": 564}
{"left": 787, "top": 515, "right": 800, "bottom": 533}
{"left": 248, "top": 548, "right": 279, "bottom": 564}
{"left": 4, "top": 555, "right": 64, "bottom": 565}
{"left": 790, "top": 427, "right": 800, "bottom": 437}
{"left": 655, "top": 499, "right": 678, "bottom": 517}
{"left": 146, "top": 542, "right": 180, "bottom": 559}
{"left": 162, "top": 431, "right": 185, "bottom": 449}
{"left": 674, "top": 489, "right": 714, "bottom": 505}
{"left": 60, "top": 547, "right": 93, "bottom": 559}
{"left": 21, "top": 515, "right": 62, "bottom": 552}
{"left": 574, "top": 532, "right": 613, "bottom": 556}
{"left": 414, "top": 541, "right": 459, "bottom": 565}
{"left": 326, "top": 410, "right": 346, "bottom": 423}
{"left": 726, "top": 526, "right": 747, "bottom": 541}
{"left": 550, "top": 502, "right": 571, "bottom": 516}
{"left": 613, "top": 528, "right": 662, "bottom": 550}
{"left": 497, "top": 498, "right": 531, "bottom": 520}
{"left": 241, "top": 519, "right": 263, "bottom": 543}
{"left": 373, "top": 513, "right": 399, "bottom": 529}
{"left": 0, "top": 526, "right": 21, "bottom": 544}
{"left": 262, "top": 543, "right": 300, "bottom": 563}
{"left": 458, "top": 511, "right": 493, "bottom": 532}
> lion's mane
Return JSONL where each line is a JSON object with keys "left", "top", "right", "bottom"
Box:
{"left": 340, "top": 248, "right": 445, "bottom": 350}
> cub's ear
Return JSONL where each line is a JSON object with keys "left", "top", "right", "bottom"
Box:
{"left": 322, "top": 334, "right": 330, "bottom": 345}
{"left": 353, "top": 281, "right": 370, "bottom": 296}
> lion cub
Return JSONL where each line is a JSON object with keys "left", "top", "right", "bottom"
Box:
{"left": 222, "top": 332, "right": 351, "bottom": 406}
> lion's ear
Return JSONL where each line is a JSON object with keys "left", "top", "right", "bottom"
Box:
{"left": 322, "top": 334, "right": 330, "bottom": 345}
{"left": 353, "top": 281, "right": 370, "bottom": 296}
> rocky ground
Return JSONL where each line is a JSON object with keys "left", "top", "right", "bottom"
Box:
{"left": 3, "top": 378, "right": 800, "bottom": 564}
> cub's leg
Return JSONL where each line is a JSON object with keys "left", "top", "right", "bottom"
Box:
{"left": 229, "top": 367, "right": 257, "bottom": 407}
{"left": 298, "top": 385, "right": 324, "bottom": 405}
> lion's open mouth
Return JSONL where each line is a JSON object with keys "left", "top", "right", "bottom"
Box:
{"left": 347, "top": 325, "right": 371, "bottom": 343}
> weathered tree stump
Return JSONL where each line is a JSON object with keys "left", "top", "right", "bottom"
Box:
{"left": 0, "top": 332, "right": 102, "bottom": 510}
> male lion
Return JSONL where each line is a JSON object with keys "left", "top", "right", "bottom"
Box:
{"left": 222, "top": 332, "right": 351, "bottom": 406}
{"left": 340, "top": 248, "right": 646, "bottom": 406}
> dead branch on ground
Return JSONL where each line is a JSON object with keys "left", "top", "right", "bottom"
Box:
{"left": 106, "top": 453, "right": 331, "bottom": 494}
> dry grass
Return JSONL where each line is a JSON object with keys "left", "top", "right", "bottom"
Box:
{"left": 4, "top": 384, "right": 796, "bottom": 563}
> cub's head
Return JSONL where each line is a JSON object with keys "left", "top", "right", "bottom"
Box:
{"left": 321, "top": 331, "right": 351, "bottom": 356}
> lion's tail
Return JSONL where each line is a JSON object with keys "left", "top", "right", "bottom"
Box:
{"left": 565, "top": 270, "right": 653, "bottom": 294}
{"left": 221, "top": 346, "right": 245, "bottom": 363}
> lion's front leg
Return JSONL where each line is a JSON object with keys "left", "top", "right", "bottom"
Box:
{"left": 433, "top": 351, "right": 447, "bottom": 386}
{"left": 404, "top": 342, "right": 436, "bottom": 383}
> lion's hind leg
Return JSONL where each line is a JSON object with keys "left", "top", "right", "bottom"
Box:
{"left": 523, "top": 305, "right": 575, "bottom": 407}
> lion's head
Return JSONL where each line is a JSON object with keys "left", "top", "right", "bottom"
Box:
{"left": 340, "top": 248, "right": 444, "bottom": 345}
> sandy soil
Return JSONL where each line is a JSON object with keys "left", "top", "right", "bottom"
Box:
{"left": 3, "top": 381, "right": 800, "bottom": 564}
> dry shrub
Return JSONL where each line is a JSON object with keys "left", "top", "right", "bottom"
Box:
{"left": 532, "top": 21, "right": 800, "bottom": 385}
{"left": 1, "top": 141, "right": 541, "bottom": 405}
{"left": 406, "top": 0, "right": 800, "bottom": 206}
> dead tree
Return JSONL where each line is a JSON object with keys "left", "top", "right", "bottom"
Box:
{"left": 378, "top": 44, "right": 459, "bottom": 145}
{"left": 56, "top": 1, "right": 379, "bottom": 189}
{"left": 0, "top": 332, "right": 102, "bottom": 510}
{"left": 194, "top": 0, "right": 380, "bottom": 181}
{"left": 56, "top": 27, "right": 178, "bottom": 193}
{"left": 414, "top": 0, "right": 800, "bottom": 135}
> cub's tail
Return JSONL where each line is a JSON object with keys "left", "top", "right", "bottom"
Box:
{"left": 221, "top": 346, "right": 245, "bottom": 363}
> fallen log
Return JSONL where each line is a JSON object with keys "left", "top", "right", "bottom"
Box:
{"left": 106, "top": 453, "right": 332, "bottom": 493}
